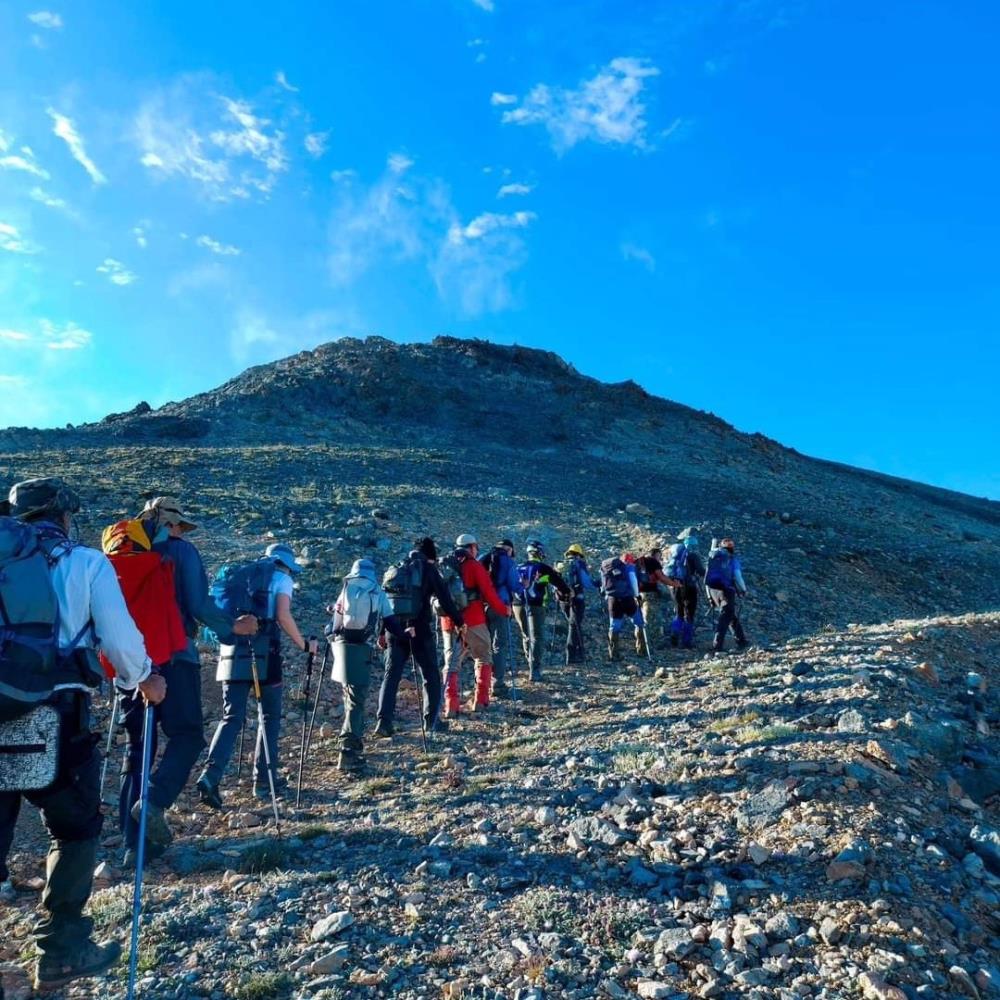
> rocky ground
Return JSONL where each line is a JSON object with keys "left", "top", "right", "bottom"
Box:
{"left": 1, "top": 607, "right": 998, "bottom": 1000}
{"left": 1, "top": 337, "right": 998, "bottom": 998}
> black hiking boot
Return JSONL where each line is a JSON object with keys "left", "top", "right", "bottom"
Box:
{"left": 131, "top": 801, "right": 173, "bottom": 848}
{"left": 372, "top": 722, "right": 394, "bottom": 739}
{"left": 431, "top": 718, "right": 450, "bottom": 733}
{"left": 197, "top": 775, "right": 223, "bottom": 811}
{"left": 491, "top": 680, "right": 509, "bottom": 699}
{"left": 34, "top": 939, "right": 122, "bottom": 992}
{"left": 337, "top": 749, "right": 366, "bottom": 773}
{"left": 735, "top": 639, "right": 751, "bottom": 652}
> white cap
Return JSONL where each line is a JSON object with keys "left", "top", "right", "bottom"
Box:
{"left": 455, "top": 533, "right": 477, "bottom": 547}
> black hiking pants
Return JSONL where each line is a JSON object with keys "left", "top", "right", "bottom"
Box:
{"left": 0, "top": 692, "right": 103, "bottom": 956}
{"left": 378, "top": 634, "right": 441, "bottom": 730}
{"left": 714, "top": 587, "right": 747, "bottom": 649}
{"left": 566, "top": 597, "right": 586, "bottom": 661}
{"left": 674, "top": 583, "right": 699, "bottom": 623}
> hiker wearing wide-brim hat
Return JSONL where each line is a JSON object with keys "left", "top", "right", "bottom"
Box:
{"left": 0, "top": 476, "right": 165, "bottom": 992}
{"left": 120, "top": 496, "right": 257, "bottom": 852}
{"left": 198, "top": 543, "right": 317, "bottom": 808}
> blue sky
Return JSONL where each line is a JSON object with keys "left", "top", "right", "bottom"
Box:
{"left": 1, "top": 1, "right": 997, "bottom": 499}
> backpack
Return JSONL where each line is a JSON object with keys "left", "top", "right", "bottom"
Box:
{"left": 434, "top": 552, "right": 473, "bottom": 616}
{"left": 517, "top": 561, "right": 544, "bottom": 602}
{"left": 0, "top": 518, "right": 87, "bottom": 722}
{"left": 667, "top": 544, "right": 689, "bottom": 584}
{"left": 99, "top": 520, "right": 187, "bottom": 672}
{"left": 335, "top": 577, "right": 381, "bottom": 642}
{"left": 209, "top": 559, "right": 277, "bottom": 637}
{"left": 565, "top": 557, "right": 582, "bottom": 593}
{"left": 480, "top": 547, "right": 508, "bottom": 594}
{"left": 706, "top": 548, "right": 735, "bottom": 589}
{"left": 382, "top": 553, "right": 424, "bottom": 618}
{"left": 635, "top": 558, "right": 651, "bottom": 591}
{"left": 600, "top": 557, "right": 633, "bottom": 599}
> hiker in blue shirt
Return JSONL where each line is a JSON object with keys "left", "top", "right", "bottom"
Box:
{"left": 706, "top": 537, "right": 750, "bottom": 653}
{"left": 479, "top": 539, "right": 522, "bottom": 697}
{"left": 562, "top": 544, "right": 595, "bottom": 663}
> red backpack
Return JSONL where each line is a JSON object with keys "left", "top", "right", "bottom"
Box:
{"left": 99, "top": 520, "right": 187, "bottom": 676}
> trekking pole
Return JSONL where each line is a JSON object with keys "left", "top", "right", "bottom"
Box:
{"left": 126, "top": 699, "right": 155, "bottom": 1000}
{"left": 295, "top": 643, "right": 317, "bottom": 809}
{"left": 99, "top": 692, "right": 120, "bottom": 803}
{"left": 505, "top": 616, "right": 518, "bottom": 702}
{"left": 304, "top": 641, "right": 329, "bottom": 763}
{"left": 235, "top": 716, "right": 247, "bottom": 782}
{"left": 249, "top": 649, "right": 281, "bottom": 834}
{"left": 409, "top": 651, "right": 428, "bottom": 755}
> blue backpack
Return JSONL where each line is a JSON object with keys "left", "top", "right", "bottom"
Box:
{"left": 600, "top": 557, "right": 633, "bottom": 599}
{"left": 667, "top": 544, "right": 689, "bottom": 583}
{"left": 706, "top": 549, "right": 736, "bottom": 589}
{"left": 209, "top": 559, "right": 276, "bottom": 638}
{"left": 517, "top": 561, "right": 543, "bottom": 601}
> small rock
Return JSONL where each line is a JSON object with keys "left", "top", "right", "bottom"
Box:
{"left": 826, "top": 860, "right": 865, "bottom": 881}
{"left": 837, "top": 709, "right": 867, "bottom": 733}
{"left": 655, "top": 927, "right": 694, "bottom": 959}
{"left": 307, "top": 946, "right": 349, "bottom": 975}
{"left": 637, "top": 980, "right": 675, "bottom": 999}
{"left": 858, "top": 972, "right": 907, "bottom": 1000}
{"left": 914, "top": 661, "right": 939, "bottom": 684}
{"left": 819, "top": 916, "right": 842, "bottom": 945}
{"left": 535, "top": 806, "right": 557, "bottom": 827}
{"left": 310, "top": 910, "right": 354, "bottom": 942}
{"left": 949, "top": 966, "right": 982, "bottom": 1000}
{"left": 748, "top": 843, "right": 771, "bottom": 865}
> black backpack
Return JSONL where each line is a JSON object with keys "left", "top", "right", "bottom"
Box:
{"left": 382, "top": 553, "right": 424, "bottom": 618}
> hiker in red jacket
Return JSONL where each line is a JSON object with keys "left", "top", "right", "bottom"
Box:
{"left": 451, "top": 534, "right": 510, "bottom": 713}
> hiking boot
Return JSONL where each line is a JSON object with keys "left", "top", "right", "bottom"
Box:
{"left": 635, "top": 632, "right": 648, "bottom": 658}
{"left": 431, "top": 718, "right": 450, "bottom": 733}
{"left": 337, "top": 749, "right": 366, "bottom": 773}
{"left": 196, "top": 775, "right": 223, "bottom": 811}
{"left": 131, "top": 801, "right": 172, "bottom": 848}
{"left": 607, "top": 632, "right": 621, "bottom": 662}
{"left": 372, "top": 722, "right": 394, "bottom": 739}
{"left": 735, "top": 639, "right": 751, "bottom": 652}
{"left": 34, "top": 938, "right": 122, "bottom": 991}
{"left": 491, "top": 679, "right": 509, "bottom": 699}
{"left": 121, "top": 840, "right": 166, "bottom": 871}
{"left": 670, "top": 631, "right": 679, "bottom": 648}
{"left": 529, "top": 669, "right": 542, "bottom": 682}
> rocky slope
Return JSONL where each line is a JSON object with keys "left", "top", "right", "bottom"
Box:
{"left": 0, "top": 337, "right": 998, "bottom": 1000}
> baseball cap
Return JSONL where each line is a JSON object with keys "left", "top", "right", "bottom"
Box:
{"left": 266, "top": 542, "right": 302, "bottom": 574}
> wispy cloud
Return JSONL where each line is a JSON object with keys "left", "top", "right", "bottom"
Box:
{"left": 28, "top": 10, "right": 62, "bottom": 29}
{"left": 497, "top": 182, "right": 533, "bottom": 198}
{"left": 274, "top": 70, "right": 298, "bottom": 93}
{"left": 448, "top": 210, "right": 535, "bottom": 242}
{"left": 490, "top": 92, "right": 517, "bottom": 106}
{"left": 621, "top": 241, "right": 656, "bottom": 272}
{"left": 387, "top": 152, "right": 414, "bottom": 174}
{"left": 41, "top": 319, "right": 91, "bottom": 350}
{"left": 305, "top": 131, "right": 330, "bottom": 158}
{"left": 135, "top": 77, "right": 290, "bottom": 201}
{"left": 28, "top": 187, "right": 69, "bottom": 212}
{"left": 0, "top": 221, "right": 38, "bottom": 254}
{"left": 133, "top": 224, "right": 148, "bottom": 248}
{"left": 500, "top": 57, "right": 660, "bottom": 152}
{"left": 96, "top": 258, "right": 136, "bottom": 286}
{"left": 0, "top": 328, "right": 32, "bottom": 343}
{"left": 0, "top": 129, "right": 50, "bottom": 179}
{"left": 196, "top": 234, "right": 241, "bottom": 256}
{"left": 471, "top": 0, "right": 495, "bottom": 10}
{"left": 48, "top": 109, "right": 107, "bottom": 183}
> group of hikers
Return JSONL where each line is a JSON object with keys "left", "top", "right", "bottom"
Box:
{"left": 0, "top": 475, "right": 750, "bottom": 992}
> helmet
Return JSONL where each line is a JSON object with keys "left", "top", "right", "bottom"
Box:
{"left": 266, "top": 542, "right": 303, "bottom": 574}
{"left": 622, "top": 552, "right": 636, "bottom": 564}
{"left": 455, "top": 533, "right": 478, "bottom": 548}
{"left": 565, "top": 543, "right": 585, "bottom": 558}
{"left": 720, "top": 537, "right": 736, "bottom": 552}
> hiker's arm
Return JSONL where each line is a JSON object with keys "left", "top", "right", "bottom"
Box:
{"left": 473, "top": 560, "right": 509, "bottom": 616}
{"left": 627, "top": 566, "right": 640, "bottom": 598}
{"left": 734, "top": 562, "right": 748, "bottom": 595}
{"left": 91, "top": 556, "right": 152, "bottom": 690}
{"left": 547, "top": 566, "right": 572, "bottom": 600}
{"left": 275, "top": 592, "right": 309, "bottom": 651}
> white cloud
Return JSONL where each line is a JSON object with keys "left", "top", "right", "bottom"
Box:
{"left": 48, "top": 109, "right": 107, "bottom": 183}
{"left": 39, "top": 319, "right": 92, "bottom": 350}
{"left": 471, "top": 0, "right": 495, "bottom": 10}
{"left": 274, "top": 70, "right": 299, "bottom": 93}
{"left": 0, "top": 328, "right": 32, "bottom": 342}
{"left": 330, "top": 168, "right": 356, "bottom": 183}
{"left": 621, "top": 241, "right": 656, "bottom": 272}
{"left": 133, "top": 224, "right": 147, "bottom": 248}
{"left": 28, "top": 10, "right": 62, "bottom": 29}
{"left": 387, "top": 152, "right": 414, "bottom": 174}
{"left": 449, "top": 210, "right": 535, "bottom": 242}
{"left": 96, "top": 258, "right": 136, "bottom": 286}
{"left": 196, "top": 234, "right": 241, "bottom": 256}
{"left": 304, "top": 131, "right": 330, "bottom": 158}
{"left": 490, "top": 92, "right": 517, "bottom": 106}
{"left": 0, "top": 221, "right": 37, "bottom": 254}
{"left": 28, "top": 187, "right": 68, "bottom": 211}
{"left": 500, "top": 56, "right": 660, "bottom": 152}
{"left": 497, "top": 182, "right": 533, "bottom": 198}
{"left": 0, "top": 130, "right": 50, "bottom": 179}
{"left": 135, "top": 78, "right": 290, "bottom": 201}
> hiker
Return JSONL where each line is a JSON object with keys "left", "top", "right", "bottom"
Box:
{"left": 439, "top": 534, "right": 511, "bottom": 712}
{"left": 0, "top": 478, "right": 165, "bottom": 991}
{"left": 376, "top": 538, "right": 464, "bottom": 735}
{"left": 706, "top": 537, "right": 750, "bottom": 653}
{"left": 636, "top": 546, "right": 676, "bottom": 653}
{"left": 197, "top": 543, "right": 316, "bottom": 807}
{"left": 601, "top": 552, "right": 646, "bottom": 661}
{"left": 667, "top": 534, "right": 706, "bottom": 649}
{"left": 562, "top": 543, "right": 595, "bottom": 663}
{"left": 125, "top": 497, "right": 257, "bottom": 833}
{"left": 329, "top": 558, "right": 410, "bottom": 770}
{"left": 512, "top": 541, "right": 571, "bottom": 681}
{"left": 479, "top": 539, "right": 522, "bottom": 696}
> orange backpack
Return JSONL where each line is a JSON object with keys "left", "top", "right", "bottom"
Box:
{"left": 99, "top": 520, "right": 187, "bottom": 676}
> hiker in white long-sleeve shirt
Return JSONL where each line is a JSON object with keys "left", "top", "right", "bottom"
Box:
{"left": 0, "top": 477, "right": 165, "bottom": 992}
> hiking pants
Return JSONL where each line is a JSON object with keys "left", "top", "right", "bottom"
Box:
{"left": 203, "top": 681, "right": 282, "bottom": 789}
{"left": 714, "top": 587, "right": 747, "bottom": 649}
{"left": 378, "top": 634, "right": 441, "bottom": 730}
{"left": 674, "top": 583, "right": 699, "bottom": 624}
{"left": 441, "top": 622, "right": 466, "bottom": 681}
{"left": 566, "top": 597, "right": 586, "bottom": 661}
{"left": 0, "top": 693, "right": 103, "bottom": 956}
{"left": 118, "top": 659, "right": 205, "bottom": 848}
{"left": 639, "top": 591, "right": 665, "bottom": 648}
{"left": 608, "top": 596, "right": 643, "bottom": 635}
{"left": 340, "top": 681, "right": 369, "bottom": 745}
{"left": 513, "top": 603, "right": 545, "bottom": 678}
{"left": 487, "top": 607, "right": 513, "bottom": 683}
